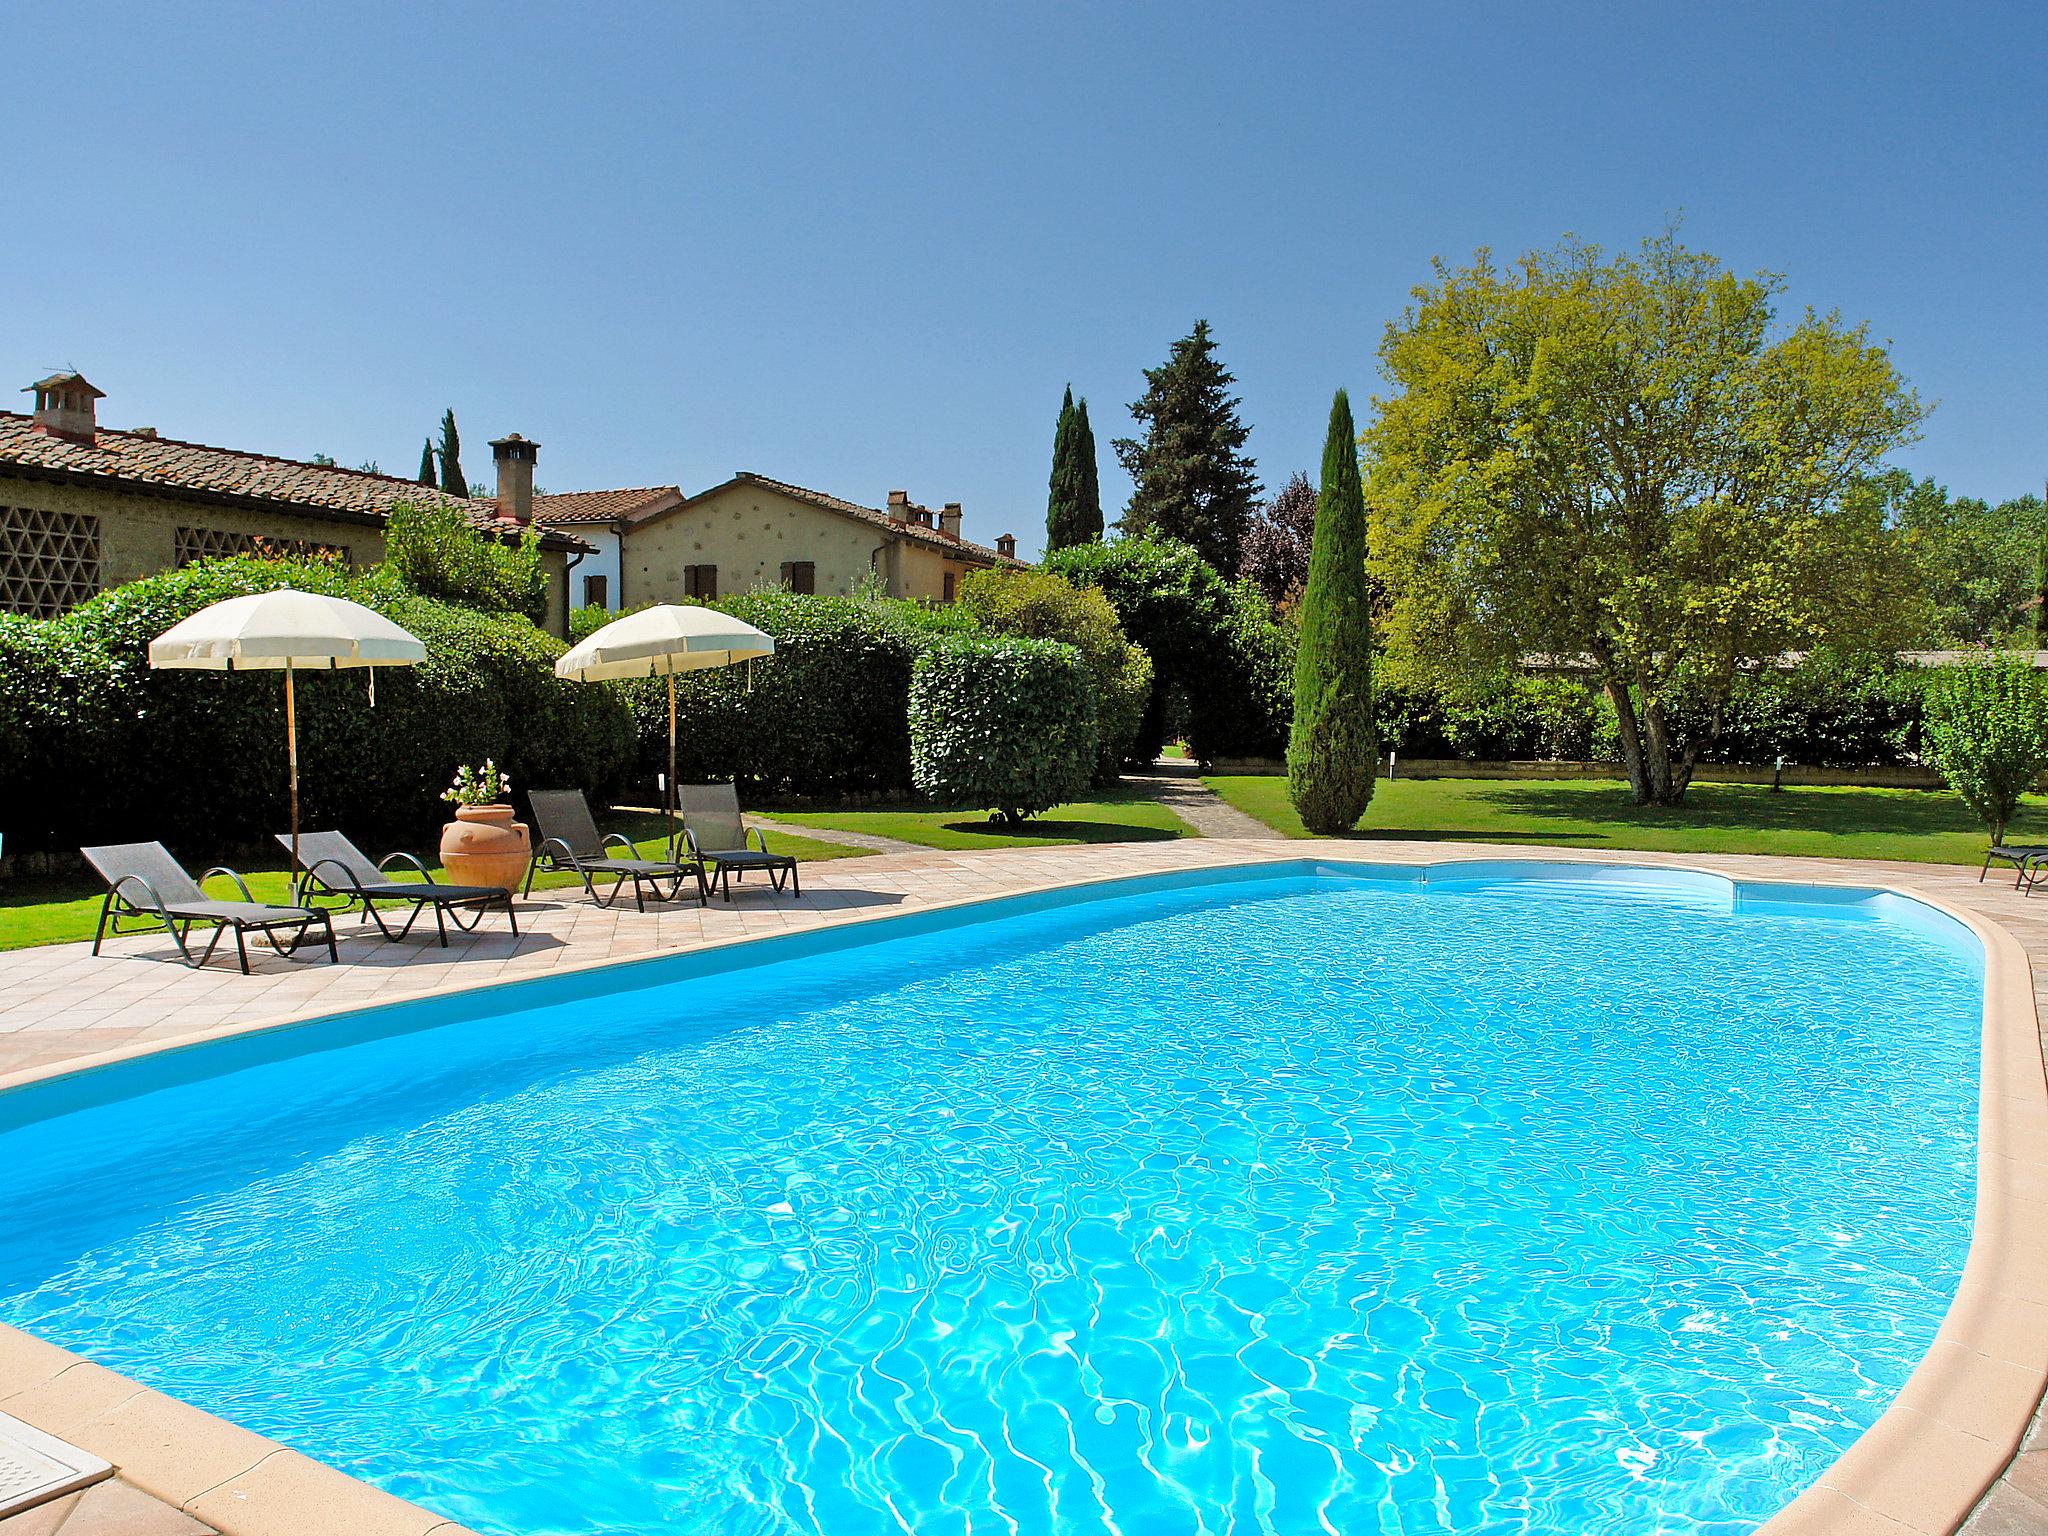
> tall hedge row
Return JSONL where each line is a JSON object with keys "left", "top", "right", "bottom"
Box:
{"left": 0, "top": 557, "right": 634, "bottom": 856}
{"left": 909, "top": 636, "right": 1097, "bottom": 821}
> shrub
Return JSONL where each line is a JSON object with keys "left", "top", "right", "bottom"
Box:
{"left": 1921, "top": 662, "right": 2048, "bottom": 843}
{"left": 617, "top": 589, "right": 935, "bottom": 800}
{"left": 1196, "top": 583, "right": 1294, "bottom": 760}
{"left": 956, "top": 567, "right": 1153, "bottom": 781}
{"left": 1287, "top": 390, "right": 1376, "bottom": 834}
{"left": 382, "top": 498, "right": 548, "bottom": 623}
{"left": 1, "top": 556, "right": 633, "bottom": 856}
{"left": 909, "top": 635, "right": 1096, "bottom": 822}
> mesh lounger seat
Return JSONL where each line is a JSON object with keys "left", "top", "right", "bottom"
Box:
{"left": 1982, "top": 843, "right": 2048, "bottom": 890}
{"left": 525, "top": 790, "right": 706, "bottom": 910}
{"left": 278, "top": 830, "right": 518, "bottom": 946}
{"left": 680, "top": 782, "right": 801, "bottom": 900}
{"left": 82, "top": 841, "right": 337, "bottom": 974}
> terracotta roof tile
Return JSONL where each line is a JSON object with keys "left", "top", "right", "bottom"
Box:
{"left": 722, "top": 472, "right": 1022, "bottom": 565}
{"left": 0, "top": 412, "right": 592, "bottom": 553}
{"left": 526, "top": 487, "right": 681, "bottom": 525}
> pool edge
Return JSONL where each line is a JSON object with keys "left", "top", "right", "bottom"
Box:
{"left": 0, "top": 840, "right": 2040, "bottom": 1536}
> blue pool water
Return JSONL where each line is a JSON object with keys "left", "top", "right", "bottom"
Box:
{"left": 0, "top": 862, "right": 1981, "bottom": 1536}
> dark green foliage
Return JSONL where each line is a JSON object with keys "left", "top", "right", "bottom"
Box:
{"left": 1073, "top": 400, "right": 1102, "bottom": 544}
{"left": 437, "top": 408, "right": 467, "bottom": 497}
{"left": 909, "top": 635, "right": 1096, "bottom": 822}
{"left": 382, "top": 499, "right": 548, "bottom": 623}
{"left": 957, "top": 566, "right": 1152, "bottom": 782}
{"left": 0, "top": 557, "right": 633, "bottom": 856}
{"left": 417, "top": 438, "right": 437, "bottom": 486}
{"left": 1921, "top": 662, "right": 2048, "bottom": 842}
{"left": 1113, "top": 319, "right": 1261, "bottom": 574}
{"left": 1868, "top": 470, "right": 2044, "bottom": 645}
{"left": 1196, "top": 583, "right": 1294, "bottom": 761}
{"left": 1047, "top": 389, "right": 1104, "bottom": 552}
{"left": 614, "top": 590, "right": 936, "bottom": 800}
{"left": 1287, "top": 390, "right": 1375, "bottom": 834}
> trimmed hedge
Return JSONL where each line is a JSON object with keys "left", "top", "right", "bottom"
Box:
{"left": 909, "top": 635, "right": 1096, "bottom": 821}
{"left": 0, "top": 557, "right": 634, "bottom": 856}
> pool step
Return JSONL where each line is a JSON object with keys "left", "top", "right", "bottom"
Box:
{"left": 0, "top": 1412, "right": 110, "bottom": 1521}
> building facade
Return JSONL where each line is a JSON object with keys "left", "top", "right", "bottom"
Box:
{"left": 619, "top": 472, "right": 1020, "bottom": 608}
{"left": 0, "top": 375, "right": 590, "bottom": 633}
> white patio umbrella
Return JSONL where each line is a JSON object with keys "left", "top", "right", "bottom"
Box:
{"left": 554, "top": 604, "right": 775, "bottom": 844}
{"left": 149, "top": 590, "right": 427, "bottom": 866}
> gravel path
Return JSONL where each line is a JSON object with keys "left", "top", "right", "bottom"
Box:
{"left": 1125, "top": 765, "right": 1286, "bottom": 841}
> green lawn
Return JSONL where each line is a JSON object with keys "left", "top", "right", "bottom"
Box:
{"left": 1205, "top": 774, "right": 2034, "bottom": 865}
{"left": 0, "top": 810, "right": 866, "bottom": 954}
{"left": 772, "top": 788, "right": 1197, "bottom": 851}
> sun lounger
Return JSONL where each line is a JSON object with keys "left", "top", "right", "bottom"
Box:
{"left": 82, "top": 841, "right": 337, "bottom": 973}
{"left": 679, "top": 782, "right": 801, "bottom": 900}
{"left": 1982, "top": 843, "right": 2048, "bottom": 891}
{"left": 525, "top": 790, "right": 706, "bottom": 910}
{"left": 278, "top": 830, "right": 518, "bottom": 946}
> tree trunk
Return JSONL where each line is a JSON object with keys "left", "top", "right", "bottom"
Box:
{"left": 1604, "top": 678, "right": 1690, "bottom": 806}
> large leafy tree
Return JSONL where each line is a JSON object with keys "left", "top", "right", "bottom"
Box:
{"left": 1869, "top": 470, "right": 2044, "bottom": 645}
{"left": 1368, "top": 233, "right": 1927, "bottom": 805}
{"left": 1240, "top": 471, "right": 1318, "bottom": 605}
{"left": 1046, "top": 388, "right": 1105, "bottom": 550}
{"left": 437, "top": 408, "right": 468, "bottom": 497}
{"left": 1287, "top": 392, "right": 1375, "bottom": 833}
{"left": 1115, "top": 319, "right": 1261, "bottom": 574}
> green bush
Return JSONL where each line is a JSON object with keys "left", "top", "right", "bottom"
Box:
{"left": 1198, "top": 583, "right": 1294, "bottom": 760}
{"left": 909, "top": 635, "right": 1096, "bottom": 822}
{"left": 1921, "top": 662, "right": 2048, "bottom": 842}
{"left": 382, "top": 498, "right": 548, "bottom": 623}
{"left": 0, "top": 556, "right": 633, "bottom": 856}
{"left": 957, "top": 567, "right": 1152, "bottom": 781}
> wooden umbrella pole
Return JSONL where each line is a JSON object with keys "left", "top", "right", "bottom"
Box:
{"left": 668, "top": 669, "right": 680, "bottom": 859}
{"left": 285, "top": 660, "right": 300, "bottom": 870}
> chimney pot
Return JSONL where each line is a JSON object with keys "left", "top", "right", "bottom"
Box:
{"left": 24, "top": 371, "right": 103, "bottom": 443}
{"left": 940, "top": 502, "right": 962, "bottom": 540}
{"left": 887, "top": 490, "right": 911, "bottom": 524}
{"left": 995, "top": 533, "right": 1017, "bottom": 559}
{"left": 490, "top": 433, "right": 539, "bottom": 521}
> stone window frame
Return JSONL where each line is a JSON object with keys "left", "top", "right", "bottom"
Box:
{"left": 174, "top": 526, "right": 352, "bottom": 569}
{"left": 0, "top": 504, "right": 103, "bottom": 618}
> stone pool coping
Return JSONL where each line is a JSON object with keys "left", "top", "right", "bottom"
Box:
{"left": 0, "top": 840, "right": 2041, "bottom": 1536}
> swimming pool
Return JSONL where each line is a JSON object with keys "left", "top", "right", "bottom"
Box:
{"left": 0, "top": 860, "right": 1983, "bottom": 1536}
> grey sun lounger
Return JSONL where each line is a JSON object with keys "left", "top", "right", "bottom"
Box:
{"left": 680, "top": 782, "right": 801, "bottom": 900}
{"left": 278, "top": 830, "right": 518, "bottom": 947}
{"left": 1982, "top": 843, "right": 2048, "bottom": 891}
{"left": 524, "top": 790, "right": 706, "bottom": 910}
{"left": 82, "top": 841, "right": 338, "bottom": 974}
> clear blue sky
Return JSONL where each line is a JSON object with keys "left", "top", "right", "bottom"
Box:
{"left": 5, "top": 2, "right": 2041, "bottom": 557}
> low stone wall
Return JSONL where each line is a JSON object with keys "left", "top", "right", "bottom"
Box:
{"left": 1204, "top": 757, "right": 1948, "bottom": 789}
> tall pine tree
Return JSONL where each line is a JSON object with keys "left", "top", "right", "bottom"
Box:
{"left": 1286, "top": 389, "right": 1375, "bottom": 834}
{"left": 437, "top": 408, "right": 467, "bottom": 497}
{"left": 1113, "top": 319, "right": 1260, "bottom": 573}
{"left": 1046, "top": 387, "right": 1106, "bottom": 550}
{"left": 417, "top": 438, "right": 437, "bottom": 487}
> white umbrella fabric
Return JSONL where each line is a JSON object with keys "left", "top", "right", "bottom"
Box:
{"left": 554, "top": 604, "right": 775, "bottom": 845}
{"left": 149, "top": 590, "right": 427, "bottom": 865}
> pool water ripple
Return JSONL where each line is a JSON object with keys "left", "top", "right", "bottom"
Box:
{"left": 0, "top": 869, "right": 1979, "bottom": 1535}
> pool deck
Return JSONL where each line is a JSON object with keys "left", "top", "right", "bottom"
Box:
{"left": 0, "top": 838, "right": 2044, "bottom": 1536}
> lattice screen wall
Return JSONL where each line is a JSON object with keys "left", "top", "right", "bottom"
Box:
{"left": 175, "top": 526, "right": 352, "bottom": 567}
{"left": 0, "top": 506, "right": 102, "bottom": 618}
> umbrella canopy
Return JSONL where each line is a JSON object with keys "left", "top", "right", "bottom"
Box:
{"left": 149, "top": 590, "right": 426, "bottom": 671}
{"left": 150, "top": 591, "right": 427, "bottom": 867}
{"left": 555, "top": 606, "right": 775, "bottom": 853}
{"left": 554, "top": 604, "right": 774, "bottom": 682}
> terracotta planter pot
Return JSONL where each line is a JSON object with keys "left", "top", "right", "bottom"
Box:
{"left": 438, "top": 804, "right": 531, "bottom": 894}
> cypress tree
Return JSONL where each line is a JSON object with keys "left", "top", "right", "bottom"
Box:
{"left": 417, "top": 438, "right": 437, "bottom": 487}
{"left": 1286, "top": 389, "right": 1375, "bottom": 834}
{"left": 2036, "top": 486, "right": 2048, "bottom": 649}
{"left": 1072, "top": 398, "right": 1103, "bottom": 543}
{"left": 437, "top": 408, "right": 467, "bottom": 497}
{"left": 1046, "top": 387, "right": 1082, "bottom": 550}
{"left": 1113, "top": 319, "right": 1260, "bottom": 573}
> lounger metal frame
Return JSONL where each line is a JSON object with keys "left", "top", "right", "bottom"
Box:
{"left": 85, "top": 849, "right": 337, "bottom": 974}
{"left": 281, "top": 832, "right": 519, "bottom": 947}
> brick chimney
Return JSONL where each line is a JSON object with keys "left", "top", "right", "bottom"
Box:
{"left": 490, "top": 434, "right": 538, "bottom": 521}
{"left": 25, "top": 372, "right": 103, "bottom": 443}
{"left": 940, "top": 502, "right": 962, "bottom": 540}
{"left": 887, "top": 490, "right": 911, "bottom": 525}
{"left": 995, "top": 533, "right": 1017, "bottom": 559}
